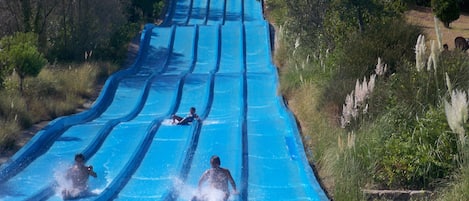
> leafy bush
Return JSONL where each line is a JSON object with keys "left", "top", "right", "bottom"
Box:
{"left": 96, "top": 23, "right": 140, "bottom": 64}
{"left": 372, "top": 106, "right": 458, "bottom": 189}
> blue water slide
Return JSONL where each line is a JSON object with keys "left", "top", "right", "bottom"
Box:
{"left": 188, "top": 0, "right": 209, "bottom": 25}
{"left": 0, "top": 0, "right": 329, "bottom": 200}
{"left": 171, "top": 0, "right": 193, "bottom": 25}
{"left": 207, "top": 0, "right": 226, "bottom": 25}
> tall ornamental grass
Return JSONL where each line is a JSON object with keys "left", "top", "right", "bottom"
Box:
{"left": 0, "top": 62, "right": 119, "bottom": 152}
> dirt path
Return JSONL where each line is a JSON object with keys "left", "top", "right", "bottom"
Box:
{"left": 0, "top": 32, "right": 142, "bottom": 167}
{"left": 406, "top": 5, "right": 469, "bottom": 49}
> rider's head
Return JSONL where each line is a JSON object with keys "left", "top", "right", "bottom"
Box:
{"left": 75, "top": 153, "right": 85, "bottom": 163}
{"left": 210, "top": 155, "right": 221, "bottom": 168}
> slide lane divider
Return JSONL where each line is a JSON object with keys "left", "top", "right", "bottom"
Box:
{"left": 23, "top": 25, "right": 178, "bottom": 201}
{"left": 222, "top": 0, "right": 227, "bottom": 25}
{"left": 0, "top": 24, "right": 155, "bottom": 184}
{"left": 241, "top": 0, "right": 245, "bottom": 23}
{"left": 187, "top": 25, "right": 200, "bottom": 73}
{"left": 160, "top": 26, "right": 178, "bottom": 74}
{"left": 203, "top": 0, "right": 211, "bottom": 25}
{"left": 184, "top": 0, "right": 195, "bottom": 25}
{"left": 241, "top": 23, "right": 249, "bottom": 201}
{"left": 211, "top": 24, "right": 222, "bottom": 74}
{"left": 161, "top": 0, "right": 177, "bottom": 26}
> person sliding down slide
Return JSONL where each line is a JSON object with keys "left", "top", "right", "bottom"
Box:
{"left": 172, "top": 107, "right": 200, "bottom": 125}
{"left": 61, "top": 154, "right": 97, "bottom": 200}
{"left": 192, "top": 155, "right": 237, "bottom": 201}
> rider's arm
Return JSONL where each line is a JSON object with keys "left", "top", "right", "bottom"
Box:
{"left": 198, "top": 170, "right": 209, "bottom": 189}
{"left": 88, "top": 166, "right": 97, "bottom": 178}
{"left": 226, "top": 169, "right": 237, "bottom": 192}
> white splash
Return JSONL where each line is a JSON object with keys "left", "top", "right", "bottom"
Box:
{"left": 170, "top": 177, "right": 236, "bottom": 201}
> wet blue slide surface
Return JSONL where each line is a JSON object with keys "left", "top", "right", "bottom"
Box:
{"left": 0, "top": 0, "right": 328, "bottom": 200}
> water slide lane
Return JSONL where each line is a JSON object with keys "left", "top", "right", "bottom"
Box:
{"left": 245, "top": 22, "right": 273, "bottom": 74}
{"left": 224, "top": 0, "right": 243, "bottom": 23}
{"left": 171, "top": 0, "right": 192, "bottom": 25}
{"left": 219, "top": 23, "right": 244, "bottom": 74}
{"left": 137, "top": 27, "right": 175, "bottom": 75}
{"left": 176, "top": 74, "right": 244, "bottom": 201}
{"left": 246, "top": 73, "right": 327, "bottom": 201}
{"left": 164, "top": 26, "right": 197, "bottom": 75}
{"left": 243, "top": 0, "right": 264, "bottom": 23}
{"left": 188, "top": 0, "right": 208, "bottom": 25}
{"left": 207, "top": 0, "right": 226, "bottom": 25}
{"left": 192, "top": 25, "right": 220, "bottom": 74}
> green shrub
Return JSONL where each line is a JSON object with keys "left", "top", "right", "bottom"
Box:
{"left": 436, "top": 167, "right": 469, "bottom": 200}
{"left": 432, "top": 0, "right": 460, "bottom": 28}
{"left": 322, "top": 19, "right": 421, "bottom": 110}
{"left": 372, "top": 106, "right": 458, "bottom": 189}
{"left": 97, "top": 23, "right": 140, "bottom": 64}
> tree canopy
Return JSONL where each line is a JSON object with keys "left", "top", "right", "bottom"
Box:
{"left": 432, "top": 0, "right": 460, "bottom": 28}
{"left": 0, "top": 32, "right": 47, "bottom": 92}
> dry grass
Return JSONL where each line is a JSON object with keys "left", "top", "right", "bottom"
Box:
{"left": 405, "top": 6, "right": 469, "bottom": 50}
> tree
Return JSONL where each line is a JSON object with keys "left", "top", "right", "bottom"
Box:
{"left": 153, "top": 0, "right": 165, "bottom": 21}
{"left": 0, "top": 32, "right": 47, "bottom": 92}
{"left": 432, "top": 0, "right": 460, "bottom": 28}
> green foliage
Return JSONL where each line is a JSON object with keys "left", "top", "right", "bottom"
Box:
{"left": 0, "top": 32, "right": 47, "bottom": 91}
{"left": 372, "top": 106, "right": 458, "bottom": 189}
{"left": 127, "top": 0, "right": 165, "bottom": 23}
{"left": 332, "top": 146, "right": 365, "bottom": 201}
{"left": 97, "top": 23, "right": 140, "bottom": 64}
{"left": 439, "top": 51, "right": 469, "bottom": 90}
{"left": 277, "top": 0, "right": 469, "bottom": 197}
{"left": 432, "top": 0, "right": 460, "bottom": 27}
{"left": 436, "top": 167, "right": 469, "bottom": 201}
{"left": 153, "top": 1, "right": 165, "bottom": 20}
{"left": 265, "top": 0, "right": 288, "bottom": 24}
{"left": 283, "top": 0, "right": 327, "bottom": 52}
{"left": 322, "top": 19, "right": 421, "bottom": 110}
{"left": 10, "top": 44, "right": 47, "bottom": 79}
{"left": 323, "top": 0, "right": 408, "bottom": 49}
{"left": 416, "top": 0, "right": 432, "bottom": 6}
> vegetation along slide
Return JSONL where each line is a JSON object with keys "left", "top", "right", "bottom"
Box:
{"left": 0, "top": 0, "right": 329, "bottom": 200}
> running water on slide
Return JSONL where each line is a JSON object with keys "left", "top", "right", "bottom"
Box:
{"left": 0, "top": 0, "right": 329, "bottom": 200}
